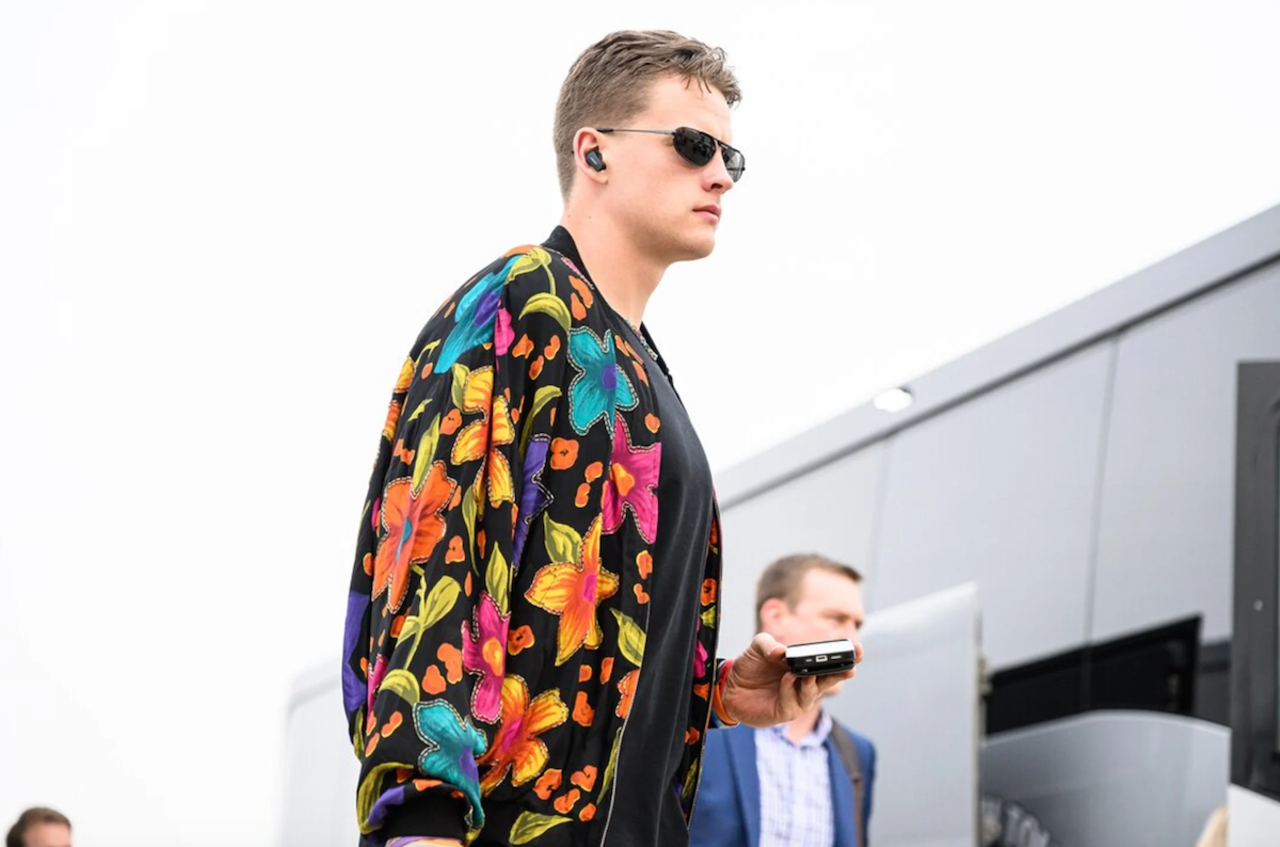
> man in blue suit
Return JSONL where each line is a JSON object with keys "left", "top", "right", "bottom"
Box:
{"left": 691, "top": 554, "right": 876, "bottom": 847}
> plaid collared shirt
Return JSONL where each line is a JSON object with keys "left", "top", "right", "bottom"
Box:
{"left": 756, "top": 711, "right": 835, "bottom": 847}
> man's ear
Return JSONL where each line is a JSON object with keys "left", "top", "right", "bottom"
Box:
{"left": 758, "top": 597, "right": 788, "bottom": 629}
{"left": 573, "top": 128, "right": 608, "bottom": 182}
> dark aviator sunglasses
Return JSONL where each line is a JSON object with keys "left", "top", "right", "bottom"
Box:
{"left": 596, "top": 127, "right": 745, "bottom": 182}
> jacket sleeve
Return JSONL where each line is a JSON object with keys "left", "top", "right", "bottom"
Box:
{"left": 340, "top": 247, "right": 580, "bottom": 841}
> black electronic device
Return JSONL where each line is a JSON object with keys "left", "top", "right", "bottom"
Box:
{"left": 785, "top": 638, "right": 858, "bottom": 676}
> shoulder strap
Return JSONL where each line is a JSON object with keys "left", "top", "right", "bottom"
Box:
{"left": 830, "top": 725, "right": 865, "bottom": 847}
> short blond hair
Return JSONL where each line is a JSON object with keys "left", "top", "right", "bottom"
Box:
{"left": 755, "top": 553, "right": 863, "bottom": 629}
{"left": 553, "top": 30, "right": 741, "bottom": 199}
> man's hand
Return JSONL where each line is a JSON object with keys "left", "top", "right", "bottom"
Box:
{"left": 720, "top": 633, "right": 863, "bottom": 727}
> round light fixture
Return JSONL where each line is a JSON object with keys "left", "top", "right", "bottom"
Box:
{"left": 872, "top": 387, "right": 914, "bottom": 413}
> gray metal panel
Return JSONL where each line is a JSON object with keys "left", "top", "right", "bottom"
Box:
{"left": 873, "top": 344, "right": 1113, "bottom": 668}
{"left": 717, "top": 443, "right": 885, "bottom": 656}
{"left": 716, "top": 205, "right": 1280, "bottom": 509}
{"left": 1092, "top": 261, "right": 1280, "bottom": 644}
{"left": 829, "top": 584, "right": 980, "bottom": 847}
{"left": 981, "top": 712, "right": 1229, "bottom": 847}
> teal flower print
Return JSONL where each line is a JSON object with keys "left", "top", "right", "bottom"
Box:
{"left": 413, "top": 700, "right": 489, "bottom": 828}
{"left": 567, "top": 327, "right": 637, "bottom": 436}
{"left": 436, "top": 255, "right": 520, "bottom": 370}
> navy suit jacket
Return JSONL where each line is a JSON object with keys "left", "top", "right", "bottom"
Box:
{"left": 689, "top": 722, "right": 876, "bottom": 847}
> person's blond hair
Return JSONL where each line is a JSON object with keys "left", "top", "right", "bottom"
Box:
{"left": 553, "top": 30, "right": 741, "bottom": 199}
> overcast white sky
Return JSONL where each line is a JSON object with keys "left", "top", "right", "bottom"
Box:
{"left": 2, "top": 2, "right": 1279, "bottom": 845}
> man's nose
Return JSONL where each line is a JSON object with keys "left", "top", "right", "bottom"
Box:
{"left": 702, "top": 153, "right": 735, "bottom": 193}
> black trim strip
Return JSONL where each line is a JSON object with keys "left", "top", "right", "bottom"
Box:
{"left": 1231, "top": 362, "right": 1280, "bottom": 802}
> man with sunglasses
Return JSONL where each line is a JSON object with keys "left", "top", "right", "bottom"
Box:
{"left": 342, "top": 30, "right": 859, "bottom": 847}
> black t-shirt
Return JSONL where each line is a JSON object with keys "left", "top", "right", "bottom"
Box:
{"left": 543, "top": 228, "right": 715, "bottom": 847}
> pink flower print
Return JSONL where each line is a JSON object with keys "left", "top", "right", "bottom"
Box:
{"left": 461, "top": 592, "right": 511, "bottom": 723}
{"left": 601, "top": 414, "right": 661, "bottom": 543}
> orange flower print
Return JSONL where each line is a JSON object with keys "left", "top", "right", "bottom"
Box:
{"left": 441, "top": 408, "right": 462, "bottom": 436}
{"left": 476, "top": 676, "right": 568, "bottom": 795}
{"left": 580, "top": 803, "right": 596, "bottom": 822}
{"left": 634, "top": 584, "right": 650, "bottom": 604}
{"left": 525, "top": 517, "right": 620, "bottom": 665}
{"left": 553, "top": 788, "right": 581, "bottom": 814}
{"left": 616, "top": 670, "right": 638, "bottom": 718}
{"left": 600, "top": 657, "right": 614, "bottom": 684}
{"left": 571, "top": 293, "right": 587, "bottom": 321}
{"left": 382, "top": 400, "right": 403, "bottom": 442}
{"left": 584, "top": 461, "right": 603, "bottom": 483}
{"left": 569, "top": 276, "right": 595, "bottom": 309}
{"left": 373, "top": 462, "right": 457, "bottom": 613}
{"left": 380, "top": 711, "right": 404, "bottom": 738}
{"left": 437, "top": 643, "right": 463, "bottom": 684}
{"left": 393, "top": 438, "right": 416, "bottom": 466}
{"left": 446, "top": 536, "right": 466, "bottom": 564}
{"left": 507, "top": 625, "right": 535, "bottom": 656}
{"left": 579, "top": 664, "right": 593, "bottom": 683}
{"left": 701, "top": 578, "right": 717, "bottom": 606}
{"left": 645, "top": 414, "right": 660, "bottom": 433}
{"left": 636, "top": 551, "right": 652, "bottom": 579}
{"left": 575, "top": 483, "right": 592, "bottom": 508}
{"left": 513, "top": 334, "right": 535, "bottom": 358}
{"left": 422, "top": 666, "right": 446, "bottom": 695}
{"left": 573, "top": 691, "right": 595, "bottom": 727}
{"left": 534, "top": 768, "right": 562, "bottom": 800}
{"left": 544, "top": 335, "right": 561, "bottom": 360}
{"left": 550, "top": 438, "right": 579, "bottom": 471}
{"left": 570, "top": 766, "right": 597, "bottom": 791}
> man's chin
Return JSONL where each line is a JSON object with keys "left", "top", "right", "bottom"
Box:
{"left": 669, "top": 234, "right": 716, "bottom": 263}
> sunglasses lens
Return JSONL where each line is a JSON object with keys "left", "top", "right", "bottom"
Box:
{"left": 673, "top": 128, "right": 716, "bottom": 167}
{"left": 722, "top": 147, "right": 745, "bottom": 182}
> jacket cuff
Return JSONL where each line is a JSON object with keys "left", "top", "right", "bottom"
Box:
{"left": 380, "top": 795, "right": 468, "bottom": 842}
